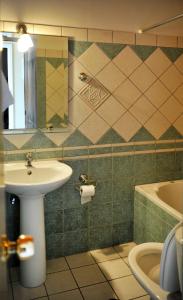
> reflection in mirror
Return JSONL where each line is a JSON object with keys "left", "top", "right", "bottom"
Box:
{"left": 2, "top": 33, "right": 68, "bottom": 131}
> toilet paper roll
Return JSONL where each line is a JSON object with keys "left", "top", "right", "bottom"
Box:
{"left": 80, "top": 185, "right": 95, "bottom": 204}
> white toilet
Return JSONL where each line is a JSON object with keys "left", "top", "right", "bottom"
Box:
{"left": 128, "top": 222, "right": 182, "bottom": 300}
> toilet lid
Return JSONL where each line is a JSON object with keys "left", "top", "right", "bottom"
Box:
{"left": 160, "top": 222, "right": 182, "bottom": 293}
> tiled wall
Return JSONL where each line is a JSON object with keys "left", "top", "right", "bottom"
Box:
{"left": 134, "top": 190, "right": 179, "bottom": 243}
{"left": 3, "top": 22, "right": 183, "bottom": 258}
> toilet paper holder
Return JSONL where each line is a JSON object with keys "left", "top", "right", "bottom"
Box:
{"left": 75, "top": 174, "right": 97, "bottom": 191}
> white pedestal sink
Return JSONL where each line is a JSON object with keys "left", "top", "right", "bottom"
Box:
{"left": 4, "top": 160, "right": 72, "bottom": 288}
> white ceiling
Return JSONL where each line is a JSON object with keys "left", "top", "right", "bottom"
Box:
{"left": 1, "top": 0, "right": 183, "bottom": 36}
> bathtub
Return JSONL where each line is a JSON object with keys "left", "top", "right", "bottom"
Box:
{"left": 134, "top": 180, "right": 183, "bottom": 244}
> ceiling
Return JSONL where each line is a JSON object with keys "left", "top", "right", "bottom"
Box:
{"left": 1, "top": 0, "right": 183, "bottom": 36}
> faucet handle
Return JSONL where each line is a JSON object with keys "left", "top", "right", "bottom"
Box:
{"left": 26, "top": 152, "right": 32, "bottom": 159}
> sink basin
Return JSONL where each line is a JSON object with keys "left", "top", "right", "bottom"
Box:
{"left": 5, "top": 160, "right": 72, "bottom": 196}
{"left": 4, "top": 160, "right": 72, "bottom": 288}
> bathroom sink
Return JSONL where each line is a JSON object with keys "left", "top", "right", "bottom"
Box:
{"left": 5, "top": 160, "right": 73, "bottom": 196}
{"left": 4, "top": 160, "right": 72, "bottom": 288}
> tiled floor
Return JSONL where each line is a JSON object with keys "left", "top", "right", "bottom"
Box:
{"left": 9, "top": 242, "right": 150, "bottom": 300}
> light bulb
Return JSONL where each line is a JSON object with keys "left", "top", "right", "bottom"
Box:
{"left": 17, "top": 33, "right": 33, "bottom": 52}
{"left": 137, "top": 29, "right": 143, "bottom": 34}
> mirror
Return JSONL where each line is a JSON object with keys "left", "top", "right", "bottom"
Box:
{"left": 2, "top": 33, "right": 68, "bottom": 131}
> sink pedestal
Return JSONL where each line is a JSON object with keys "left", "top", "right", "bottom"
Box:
{"left": 19, "top": 194, "right": 46, "bottom": 287}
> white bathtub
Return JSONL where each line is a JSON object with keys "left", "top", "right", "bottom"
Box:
{"left": 135, "top": 180, "right": 183, "bottom": 222}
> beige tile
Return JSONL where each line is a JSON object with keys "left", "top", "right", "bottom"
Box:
{"left": 72, "top": 264, "right": 106, "bottom": 287}
{"left": 98, "top": 258, "right": 131, "bottom": 280}
{"left": 123, "top": 257, "right": 129, "bottom": 266}
{"left": 144, "top": 111, "right": 170, "bottom": 139}
{"left": 96, "top": 95, "right": 126, "bottom": 126}
{"left": 69, "top": 60, "right": 92, "bottom": 93}
{"left": 79, "top": 112, "right": 109, "bottom": 144}
{"left": 113, "top": 112, "right": 141, "bottom": 142}
{"left": 110, "top": 275, "right": 146, "bottom": 300}
{"left": 113, "top": 79, "right": 141, "bottom": 109}
{"left": 96, "top": 62, "right": 126, "bottom": 93}
{"left": 174, "top": 114, "right": 183, "bottom": 135}
{"left": 47, "top": 257, "right": 69, "bottom": 274}
{"left": 145, "top": 48, "right": 171, "bottom": 77}
{"left": 90, "top": 247, "right": 120, "bottom": 263}
{"left": 45, "top": 270, "right": 77, "bottom": 295}
{"left": 160, "top": 65, "right": 183, "bottom": 93}
{"left": 113, "top": 46, "right": 142, "bottom": 76}
{"left": 136, "top": 33, "right": 156, "bottom": 46}
{"left": 62, "top": 27, "right": 87, "bottom": 41}
{"left": 69, "top": 95, "right": 92, "bottom": 127}
{"left": 174, "top": 54, "right": 183, "bottom": 74}
{"left": 174, "top": 84, "right": 183, "bottom": 105}
{"left": 78, "top": 43, "right": 110, "bottom": 76}
{"left": 66, "top": 252, "right": 95, "bottom": 269}
{"left": 12, "top": 282, "right": 46, "bottom": 300}
{"left": 145, "top": 80, "right": 170, "bottom": 108}
{"left": 159, "top": 96, "right": 183, "bottom": 123}
{"left": 130, "top": 64, "right": 156, "bottom": 93}
{"left": 138, "top": 296, "right": 151, "bottom": 300}
{"left": 49, "top": 289, "right": 83, "bottom": 300}
{"left": 0, "top": 21, "right": 3, "bottom": 31}
{"left": 36, "top": 48, "right": 46, "bottom": 57}
{"left": 88, "top": 29, "right": 112, "bottom": 43}
{"left": 157, "top": 35, "right": 177, "bottom": 48}
{"left": 114, "top": 242, "right": 136, "bottom": 258}
{"left": 3, "top": 21, "right": 17, "bottom": 32}
{"left": 178, "top": 36, "right": 183, "bottom": 48}
{"left": 130, "top": 95, "right": 156, "bottom": 124}
{"left": 68, "top": 52, "right": 76, "bottom": 65}
{"left": 113, "top": 31, "right": 135, "bottom": 44}
{"left": 81, "top": 282, "right": 118, "bottom": 300}
{"left": 34, "top": 24, "right": 61, "bottom": 36}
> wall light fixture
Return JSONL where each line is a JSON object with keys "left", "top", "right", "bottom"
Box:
{"left": 16, "top": 23, "right": 33, "bottom": 52}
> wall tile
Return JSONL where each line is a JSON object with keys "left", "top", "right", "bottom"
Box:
{"left": 62, "top": 27, "right": 87, "bottom": 41}
{"left": 113, "top": 31, "right": 135, "bottom": 44}
{"left": 88, "top": 29, "right": 112, "bottom": 43}
{"left": 136, "top": 33, "right": 156, "bottom": 46}
{"left": 34, "top": 25, "right": 61, "bottom": 36}
{"left": 178, "top": 36, "right": 183, "bottom": 48}
{"left": 157, "top": 35, "right": 177, "bottom": 48}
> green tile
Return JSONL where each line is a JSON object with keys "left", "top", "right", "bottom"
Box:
{"left": 63, "top": 159, "right": 88, "bottom": 184}
{"left": 160, "top": 47, "right": 183, "bottom": 62}
{"left": 130, "top": 127, "right": 155, "bottom": 141}
{"left": 63, "top": 229, "right": 88, "bottom": 255}
{"left": 112, "top": 144, "right": 134, "bottom": 153}
{"left": 156, "top": 142, "right": 175, "bottom": 150}
{"left": 64, "top": 207, "right": 88, "bottom": 231}
{"left": 131, "top": 45, "right": 156, "bottom": 61}
{"left": 113, "top": 200, "right": 133, "bottom": 225}
{"left": 89, "top": 225, "right": 113, "bottom": 250}
{"left": 88, "top": 156, "right": 112, "bottom": 180}
{"left": 160, "top": 126, "right": 182, "bottom": 140}
{"left": 97, "top": 42, "right": 125, "bottom": 59}
{"left": 45, "top": 188, "right": 64, "bottom": 211}
{"left": 63, "top": 129, "right": 92, "bottom": 147}
{"left": 97, "top": 128, "right": 125, "bottom": 144}
{"left": 22, "top": 130, "right": 57, "bottom": 149}
{"left": 112, "top": 179, "right": 134, "bottom": 204}
{"left": 5, "top": 152, "right": 28, "bottom": 162}
{"left": 46, "top": 233, "right": 64, "bottom": 259}
{"left": 63, "top": 148, "right": 88, "bottom": 158}
{"left": 47, "top": 113, "right": 68, "bottom": 128}
{"left": 89, "top": 146, "right": 112, "bottom": 155}
{"left": 89, "top": 180, "right": 112, "bottom": 205}
{"left": 113, "top": 155, "right": 134, "bottom": 179}
{"left": 47, "top": 57, "right": 68, "bottom": 69}
{"left": 45, "top": 210, "right": 63, "bottom": 234}
{"left": 112, "top": 221, "right": 133, "bottom": 245}
{"left": 35, "top": 150, "right": 62, "bottom": 160}
{"left": 134, "top": 143, "right": 155, "bottom": 151}
{"left": 3, "top": 137, "right": 18, "bottom": 151}
{"left": 134, "top": 153, "right": 156, "bottom": 177}
{"left": 68, "top": 41, "right": 93, "bottom": 58}
{"left": 156, "top": 152, "right": 176, "bottom": 176}
{"left": 61, "top": 183, "right": 82, "bottom": 209}
{"left": 89, "top": 203, "right": 112, "bottom": 228}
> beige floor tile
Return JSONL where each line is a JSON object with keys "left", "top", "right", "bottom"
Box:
{"left": 47, "top": 257, "right": 69, "bottom": 274}
{"left": 138, "top": 296, "right": 150, "bottom": 300}
{"left": 110, "top": 275, "right": 146, "bottom": 300}
{"left": 12, "top": 282, "right": 47, "bottom": 300}
{"left": 66, "top": 252, "right": 95, "bottom": 269}
{"left": 123, "top": 257, "right": 129, "bottom": 266}
{"left": 90, "top": 247, "right": 120, "bottom": 262}
{"left": 114, "top": 242, "right": 136, "bottom": 258}
{"left": 72, "top": 264, "right": 106, "bottom": 287}
{"left": 45, "top": 270, "right": 77, "bottom": 295}
{"left": 81, "top": 282, "right": 118, "bottom": 300}
{"left": 49, "top": 289, "right": 83, "bottom": 300}
{"left": 98, "top": 258, "right": 131, "bottom": 280}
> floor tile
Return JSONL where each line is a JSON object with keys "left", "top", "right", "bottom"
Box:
{"left": 33, "top": 298, "right": 48, "bottom": 300}
{"left": 138, "top": 296, "right": 150, "bottom": 300}
{"left": 47, "top": 257, "right": 69, "bottom": 274}
{"left": 114, "top": 242, "right": 136, "bottom": 258}
{"left": 81, "top": 282, "right": 118, "bottom": 300}
{"left": 90, "top": 247, "right": 120, "bottom": 262}
{"left": 12, "top": 282, "right": 47, "bottom": 300}
{"left": 72, "top": 264, "right": 106, "bottom": 287}
{"left": 49, "top": 289, "right": 83, "bottom": 300}
{"left": 45, "top": 270, "right": 77, "bottom": 295}
{"left": 98, "top": 258, "right": 131, "bottom": 280}
{"left": 110, "top": 275, "right": 146, "bottom": 300}
{"left": 66, "top": 252, "right": 95, "bottom": 269}
{"left": 123, "top": 257, "right": 129, "bottom": 266}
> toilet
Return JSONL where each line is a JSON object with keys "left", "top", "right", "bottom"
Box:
{"left": 128, "top": 222, "right": 182, "bottom": 300}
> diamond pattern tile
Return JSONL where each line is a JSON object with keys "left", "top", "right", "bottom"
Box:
{"left": 145, "top": 80, "right": 171, "bottom": 108}
{"left": 113, "top": 79, "right": 141, "bottom": 109}
{"left": 96, "top": 62, "right": 126, "bottom": 92}
{"left": 113, "top": 112, "right": 141, "bottom": 141}
{"left": 159, "top": 96, "right": 183, "bottom": 123}
{"left": 113, "top": 46, "right": 142, "bottom": 76}
{"left": 145, "top": 48, "right": 171, "bottom": 77}
{"left": 69, "top": 60, "right": 92, "bottom": 93}
{"left": 69, "top": 95, "right": 92, "bottom": 127}
{"left": 174, "top": 54, "right": 183, "bottom": 74}
{"left": 79, "top": 78, "right": 110, "bottom": 109}
{"left": 79, "top": 112, "right": 110, "bottom": 143}
{"left": 160, "top": 65, "right": 183, "bottom": 92}
{"left": 130, "top": 64, "right": 156, "bottom": 92}
{"left": 144, "top": 111, "right": 170, "bottom": 139}
{"left": 96, "top": 95, "right": 126, "bottom": 126}
{"left": 78, "top": 43, "right": 110, "bottom": 76}
{"left": 174, "top": 84, "right": 183, "bottom": 105}
{"left": 129, "top": 95, "right": 156, "bottom": 124}
{"left": 173, "top": 114, "right": 183, "bottom": 135}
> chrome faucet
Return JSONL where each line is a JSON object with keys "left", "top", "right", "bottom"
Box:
{"left": 25, "top": 152, "right": 33, "bottom": 168}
